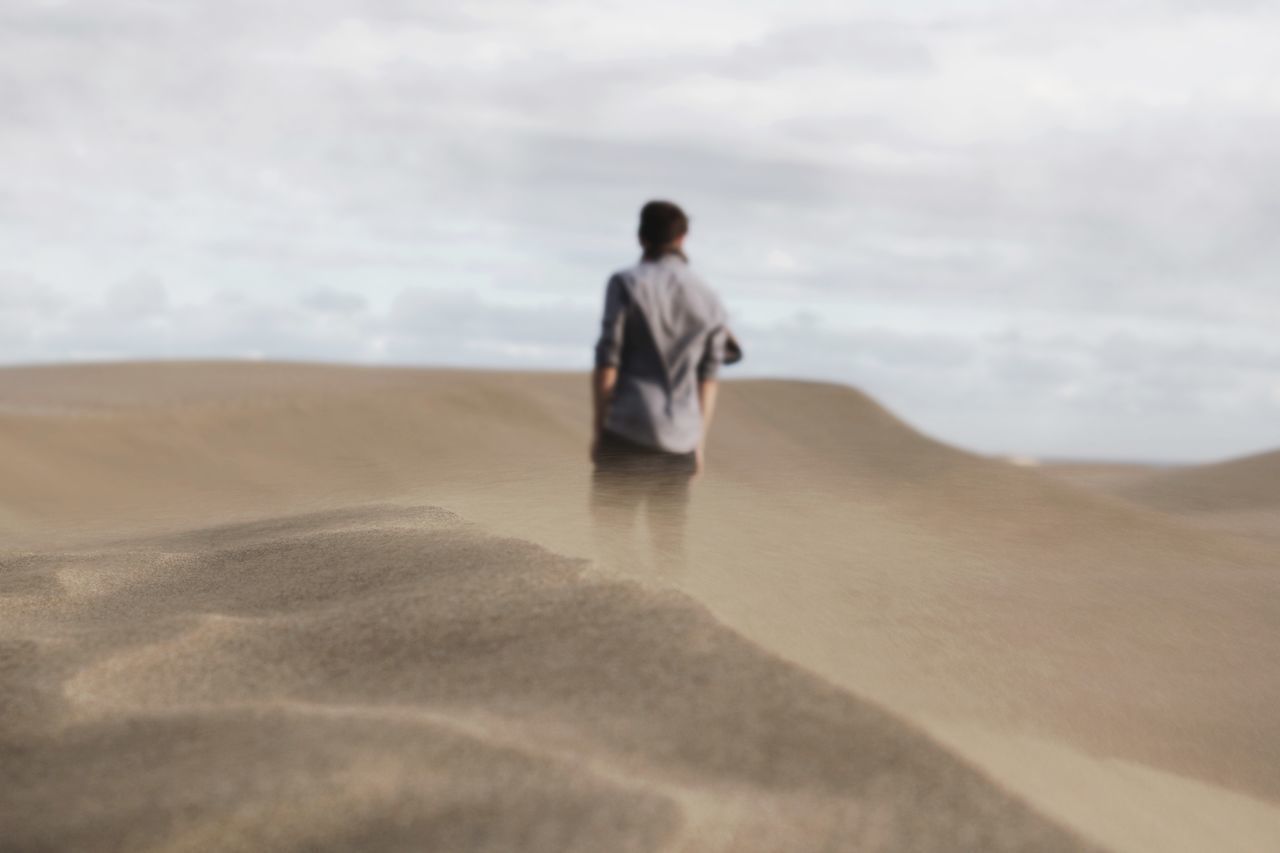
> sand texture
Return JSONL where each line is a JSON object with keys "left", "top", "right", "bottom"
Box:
{"left": 2, "top": 362, "right": 1278, "bottom": 852}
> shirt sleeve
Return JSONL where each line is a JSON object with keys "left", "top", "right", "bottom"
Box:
{"left": 594, "top": 274, "right": 627, "bottom": 369}
{"left": 697, "top": 325, "right": 729, "bottom": 381}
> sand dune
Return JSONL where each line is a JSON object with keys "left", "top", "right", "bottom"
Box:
{"left": 1039, "top": 462, "right": 1163, "bottom": 494}
{"left": 1045, "top": 451, "right": 1280, "bottom": 541}
{"left": 1116, "top": 449, "right": 1280, "bottom": 514}
{"left": 3, "top": 362, "right": 1279, "bottom": 852}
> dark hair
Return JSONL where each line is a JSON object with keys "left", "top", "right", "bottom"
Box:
{"left": 638, "top": 200, "right": 688, "bottom": 259}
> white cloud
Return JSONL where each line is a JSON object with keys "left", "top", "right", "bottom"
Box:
{"left": 2, "top": 0, "right": 1278, "bottom": 460}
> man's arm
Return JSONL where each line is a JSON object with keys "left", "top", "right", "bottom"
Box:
{"left": 591, "top": 275, "right": 627, "bottom": 463}
{"left": 694, "top": 322, "right": 731, "bottom": 477}
{"left": 695, "top": 378, "right": 718, "bottom": 476}
{"left": 590, "top": 366, "right": 618, "bottom": 462}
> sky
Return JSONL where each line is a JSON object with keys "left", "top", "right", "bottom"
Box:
{"left": 3, "top": 0, "right": 1278, "bottom": 461}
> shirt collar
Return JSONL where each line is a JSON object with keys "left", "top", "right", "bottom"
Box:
{"left": 642, "top": 247, "right": 688, "bottom": 264}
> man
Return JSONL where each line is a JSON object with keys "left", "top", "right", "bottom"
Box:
{"left": 590, "top": 199, "right": 740, "bottom": 566}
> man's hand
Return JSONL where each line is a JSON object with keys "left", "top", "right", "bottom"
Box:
{"left": 693, "top": 445, "right": 705, "bottom": 481}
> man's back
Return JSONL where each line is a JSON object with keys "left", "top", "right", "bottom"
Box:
{"left": 594, "top": 251, "right": 730, "bottom": 454}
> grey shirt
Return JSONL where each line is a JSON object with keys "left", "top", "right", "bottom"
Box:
{"left": 594, "top": 252, "right": 734, "bottom": 454}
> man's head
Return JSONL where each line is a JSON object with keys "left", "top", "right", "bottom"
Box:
{"left": 638, "top": 200, "right": 688, "bottom": 258}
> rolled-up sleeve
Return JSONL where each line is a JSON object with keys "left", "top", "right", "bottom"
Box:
{"left": 697, "top": 325, "right": 729, "bottom": 381}
{"left": 594, "top": 274, "right": 627, "bottom": 368}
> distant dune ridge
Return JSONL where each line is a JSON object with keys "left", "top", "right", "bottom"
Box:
{"left": 1116, "top": 449, "right": 1280, "bottom": 512}
{"left": 1045, "top": 450, "right": 1280, "bottom": 541}
{"left": 2, "top": 362, "right": 1279, "bottom": 852}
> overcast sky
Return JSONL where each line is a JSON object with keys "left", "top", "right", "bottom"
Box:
{"left": 3, "top": 0, "right": 1278, "bottom": 461}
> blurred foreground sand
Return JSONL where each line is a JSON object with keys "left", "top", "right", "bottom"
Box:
{"left": 2, "top": 362, "right": 1278, "bottom": 851}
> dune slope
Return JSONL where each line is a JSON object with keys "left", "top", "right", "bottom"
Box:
{"left": 1116, "top": 449, "right": 1280, "bottom": 514}
{"left": 2, "top": 505, "right": 1090, "bottom": 852}
{"left": 1046, "top": 450, "right": 1280, "bottom": 541}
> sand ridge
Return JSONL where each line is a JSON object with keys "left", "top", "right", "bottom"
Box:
{"left": 1118, "top": 449, "right": 1280, "bottom": 514}
{"left": 1044, "top": 451, "right": 1280, "bottom": 541}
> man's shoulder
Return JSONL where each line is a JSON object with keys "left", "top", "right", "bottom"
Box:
{"left": 612, "top": 258, "right": 724, "bottom": 314}
{"left": 607, "top": 264, "right": 640, "bottom": 288}
{"left": 673, "top": 267, "right": 725, "bottom": 317}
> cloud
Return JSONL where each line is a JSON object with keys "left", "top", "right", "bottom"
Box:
{"left": 2, "top": 0, "right": 1279, "bottom": 459}
{"left": 106, "top": 274, "right": 169, "bottom": 316}
{"left": 733, "top": 312, "right": 1280, "bottom": 460}
{"left": 301, "top": 287, "right": 369, "bottom": 314}
{"left": 2, "top": 274, "right": 595, "bottom": 367}
{"left": 719, "top": 20, "right": 937, "bottom": 78}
